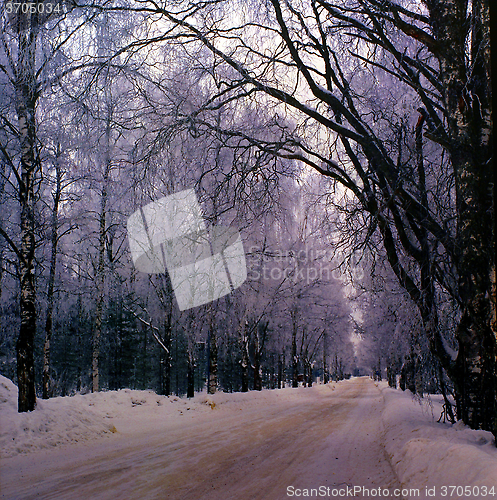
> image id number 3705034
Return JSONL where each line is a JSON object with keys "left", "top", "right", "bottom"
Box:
{"left": 5, "top": 1, "right": 62, "bottom": 14}
{"left": 439, "top": 485, "right": 496, "bottom": 497}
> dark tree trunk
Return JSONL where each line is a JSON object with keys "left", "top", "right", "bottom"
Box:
{"left": 291, "top": 311, "right": 298, "bottom": 388}
{"left": 387, "top": 359, "right": 398, "bottom": 389}
{"left": 164, "top": 326, "right": 172, "bottom": 396}
{"left": 401, "top": 354, "right": 416, "bottom": 394}
{"left": 158, "top": 316, "right": 172, "bottom": 396}
{"left": 253, "top": 332, "right": 262, "bottom": 391}
{"left": 240, "top": 321, "right": 249, "bottom": 392}
{"left": 241, "top": 357, "right": 249, "bottom": 392}
{"left": 430, "top": 0, "right": 495, "bottom": 432}
{"left": 0, "top": 162, "right": 6, "bottom": 302}
{"left": 323, "top": 330, "right": 328, "bottom": 384}
{"left": 76, "top": 278, "right": 83, "bottom": 393}
{"left": 399, "top": 365, "right": 406, "bottom": 392}
{"left": 16, "top": 24, "right": 39, "bottom": 413}
{"left": 277, "top": 353, "right": 283, "bottom": 389}
{"left": 307, "top": 361, "right": 313, "bottom": 387}
{"left": 253, "top": 358, "right": 262, "bottom": 390}
{"left": 92, "top": 123, "right": 111, "bottom": 393}
{"left": 141, "top": 322, "right": 147, "bottom": 390}
{"left": 208, "top": 325, "right": 217, "bottom": 394}
{"left": 187, "top": 352, "right": 195, "bottom": 398}
{"left": 43, "top": 150, "right": 62, "bottom": 399}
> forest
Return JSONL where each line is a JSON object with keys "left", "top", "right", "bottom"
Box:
{"left": 0, "top": 0, "right": 495, "bottom": 442}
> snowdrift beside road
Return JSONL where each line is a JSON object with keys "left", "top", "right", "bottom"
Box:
{"left": 0, "top": 374, "right": 322, "bottom": 459}
{"left": 0, "top": 374, "right": 238, "bottom": 458}
{"left": 0, "top": 375, "right": 117, "bottom": 457}
{"left": 380, "top": 383, "right": 497, "bottom": 498}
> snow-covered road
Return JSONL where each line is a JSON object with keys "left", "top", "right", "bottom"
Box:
{"left": 1, "top": 377, "right": 402, "bottom": 499}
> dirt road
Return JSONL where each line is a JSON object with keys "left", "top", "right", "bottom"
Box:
{"left": 1, "top": 378, "right": 402, "bottom": 499}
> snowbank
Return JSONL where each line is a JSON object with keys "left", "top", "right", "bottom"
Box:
{"left": 0, "top": 376, "right": 119, "bottom": 457}
{"left": 379, "top": 383, "right": 497, "bottom": 498}
{"left": 0, "top": 375, "right": 327, "bottom": 459}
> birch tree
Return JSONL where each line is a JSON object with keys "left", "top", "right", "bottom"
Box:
{"left": 0, "top": 6, "right": 50, "bottom": 411}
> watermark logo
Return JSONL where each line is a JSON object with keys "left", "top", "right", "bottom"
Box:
{"left": 127, "top": 189, "right": 247, "bottom": 310}
{"left": 246, "top": 247, "right": 365, "bottom": 284}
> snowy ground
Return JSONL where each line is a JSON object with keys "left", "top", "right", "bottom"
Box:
{"left": 1, "top": 376, "right": 497, "bottom": 499}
